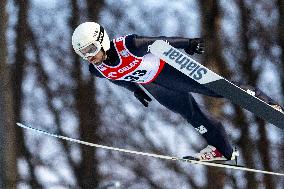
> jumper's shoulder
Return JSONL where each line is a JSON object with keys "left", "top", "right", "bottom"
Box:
{"left": 112, "top": 34, "right": 136, "bottom": 42}
{"left": 88, "top": 64, "right": 104, "bottom": 78}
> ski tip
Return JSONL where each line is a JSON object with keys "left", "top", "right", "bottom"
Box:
{"left": 16, "top": 122, "right": 24, "bottom": 127}
{"left": 16, "top": 122, "right": 32, "bottom": 130}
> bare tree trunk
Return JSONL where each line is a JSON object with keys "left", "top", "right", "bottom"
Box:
{"left": 12, "top": 0, "right": 43, "bottom": 188}
{"left": 199, "top": 0, "right": 227, "bottom": 188}
{"left": 278, "top": 0, "right": 284, "bottom": 95}
{"left": 12, "top": 0, "right": 28, "bottom": 128}
{"left": 69, "top": 0, "right": 105, "bottom": 188}
{"left": 256, "top": 118, "right": 275, "bottom": 189}
{"left": 12, "top": 0, "right": 27, "bottom": 159}
{"left": 237, "top": 0, "right": 274, "bottom": 188}
{"left": 237, "top": 1, "right": 258, "bottom": 188}
{"left": 277, "top": 1, "right": 284, "bottom": 188}
{"left": 0, "top": 0, "right": 17, "bottom": 188}
{"left": 0, "top": 1, "right": 8, "bottom": 187}
{"left": 86, "top": 0, "right": 105, "bottom": 21}
{"left": 232, "top": 1, "right": 261, "bottom": 188}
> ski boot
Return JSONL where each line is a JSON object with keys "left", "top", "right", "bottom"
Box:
{"left": 190, "top": 145, "right": 239, "bottom": 162}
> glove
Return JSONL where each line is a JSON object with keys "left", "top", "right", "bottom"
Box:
{"left": 184, "top": 38, "right": 205, "bottom": 55}
{"left": 134, "top": 89, "right": 152, "bottom": 107}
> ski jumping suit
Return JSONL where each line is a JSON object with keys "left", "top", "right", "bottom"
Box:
{"left": 89, "top": 35, "right": 277, "bottom": 159}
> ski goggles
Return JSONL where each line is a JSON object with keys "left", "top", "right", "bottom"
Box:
{"left": 79, "top": 42, "right": 101, "bottom": 60}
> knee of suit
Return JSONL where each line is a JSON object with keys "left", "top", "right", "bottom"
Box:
{"left": 192, "top": 119, "right": 225, "bottom": 137}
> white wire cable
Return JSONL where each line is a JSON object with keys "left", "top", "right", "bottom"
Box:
{"left": 16, "top": 123, "right": 284, "bottom": 177}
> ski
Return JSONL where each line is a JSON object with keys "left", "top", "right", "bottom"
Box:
{"left": 16, "top": 123, "right": 284, "bottom": 176}
{"left": 150, "top": 40, "right": 284, "bottom": 130}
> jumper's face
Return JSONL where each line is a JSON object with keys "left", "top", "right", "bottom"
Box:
{"left": 78, "top": 43, "right": 106, "bottom": 65}
{"left": 86, "top": 50, "right": 106, "bottom": 66}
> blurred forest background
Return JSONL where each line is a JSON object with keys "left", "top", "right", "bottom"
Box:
{"left": 0, "top": 0, "right": 284, "bottom": 188}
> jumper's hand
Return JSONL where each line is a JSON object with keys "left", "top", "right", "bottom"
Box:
{"left": 134, "top": 89, "right": 152, "bottom": 107}
{"left": 184, "top": 38, "right": 205, "bottom": 55}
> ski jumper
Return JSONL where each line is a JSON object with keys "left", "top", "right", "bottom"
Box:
{"left": 89, "top": 34, "right": 277, "bottom": 159}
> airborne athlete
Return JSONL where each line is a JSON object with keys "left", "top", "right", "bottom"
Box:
{"left": 71, "top": 22, "right": 283, "bottom": 162}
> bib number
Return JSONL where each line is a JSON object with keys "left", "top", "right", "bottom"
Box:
{"left": 124, "top": 70, "right": 147, "bottom": 82}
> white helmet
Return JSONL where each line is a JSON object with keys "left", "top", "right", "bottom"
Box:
{"left": 72, "top": 22, "right": 110, "bottom": 60}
